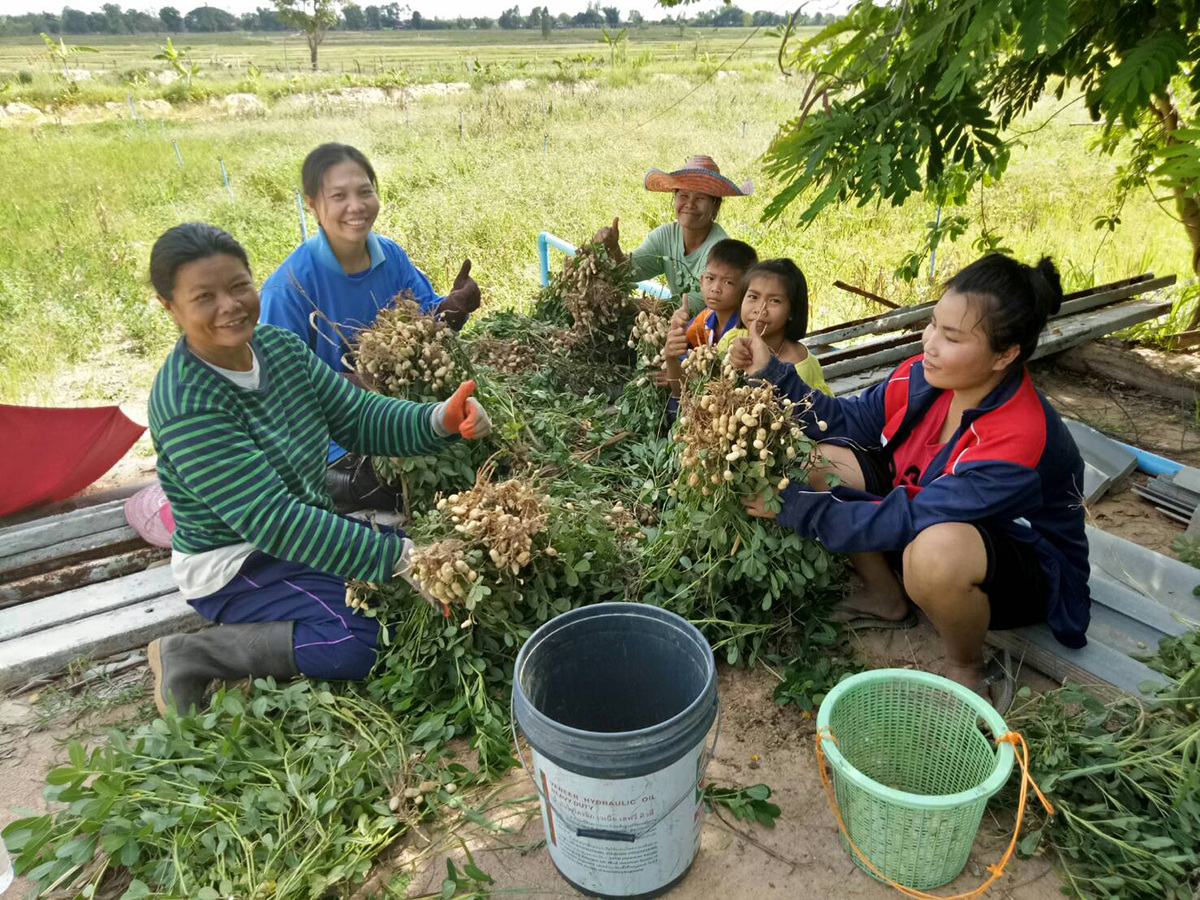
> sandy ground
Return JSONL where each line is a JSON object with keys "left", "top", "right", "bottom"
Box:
{"left": 0, "top": 658, "right": 1062, "bottom": 900}
{"left": 3, "top": 353, "right": 1198, "bottom": 897}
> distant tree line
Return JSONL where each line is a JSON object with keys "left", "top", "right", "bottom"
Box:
{"left": 0, "top": 2, "right": 836, "bottom": 36}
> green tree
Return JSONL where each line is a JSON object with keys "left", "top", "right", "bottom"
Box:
{"left": 364, "top": 4, "right": 381, "bottom": 28}
{"left": 498, "top": 5, "right": 523, "bottom": 28}
{"left": 760, "top": 0, "right": 1200, "bottom": 325}
{"left": 39, "top": 31, "right": 97, "bottom": 75}
{"left": 159, "top": 5, "right": 182, "bottom": 30}
{"left": 597, "top": 25, "right": 627, "bottom": 65}
{"left": 342, "top": 2, "right": 365, "bottom": 28}
{"left": 541, "top": 6, "right": 552, "bottom": 37}
{"left": 602, "top": 5, "right": 620, "bottom": 26}
{"left": 183, "top": 6, "right": 237, "bottom": 31}
{"left": 272, "top": 0, "right": 341, "bottom": 69}
{"left": 154, "top": 35, "right": 200, "bottom": 85}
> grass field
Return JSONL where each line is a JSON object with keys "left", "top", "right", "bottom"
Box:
{"left": 0, "top": 28, "right": 1192, "bottom": 405}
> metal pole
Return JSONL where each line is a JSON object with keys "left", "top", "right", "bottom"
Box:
{"left": 219, "top": 157, "right": 232, "bottom": 198}
{"left": 172, "top": 140, "right": 184, "bottom": 168}
{"left": 295, "top": 189, "right": 309, "bottom": 241}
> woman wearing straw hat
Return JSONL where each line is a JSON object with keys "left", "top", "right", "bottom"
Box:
{"left": 594, "top": 154, "right": 753, "bottom": 314}
{"left": 143, "top": 222, "right": 491, "bottom": 715}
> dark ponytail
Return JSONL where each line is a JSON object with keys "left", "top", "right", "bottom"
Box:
{"left": 149, "top": 222, "right": 250, "bottom": 301}
{"left": 944, "top": 253, "right": 1064, "bottom": 366}
{"left": 301, "top": 143, "right": 377, "bottom": 199}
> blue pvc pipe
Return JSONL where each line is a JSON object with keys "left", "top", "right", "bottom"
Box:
{"left": 1109, "top": 439, "right": 1182, "bottom": 477}
{"left": 536, "top": 230, "right": 672, "bottom": 300}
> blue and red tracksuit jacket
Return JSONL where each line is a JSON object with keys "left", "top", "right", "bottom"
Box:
{"left": 762, "top": 353, "right": 1091, "bottom": 648}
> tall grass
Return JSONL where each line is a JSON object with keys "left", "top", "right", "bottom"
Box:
{"left": 0, "top": 71, "right": 1191, "bottom": 405}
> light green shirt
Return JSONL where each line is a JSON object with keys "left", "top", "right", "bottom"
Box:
{"left": 629, "top": 221, "right": 730, "bottom": 313}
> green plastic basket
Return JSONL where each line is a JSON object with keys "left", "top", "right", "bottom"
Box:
{"left": 815, "top": 668, "right": 1014, "bottom": 891}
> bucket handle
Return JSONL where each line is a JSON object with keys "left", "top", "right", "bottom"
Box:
{"left": 511, "top": 697, "right": 722, "bottom": 843}
{"left": 815, "top": 726, "right": 1055, "bottom": 899}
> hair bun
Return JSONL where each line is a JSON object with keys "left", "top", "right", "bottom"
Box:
{"left": 1034, "top": 257, "right": 1063, "bottom": 316}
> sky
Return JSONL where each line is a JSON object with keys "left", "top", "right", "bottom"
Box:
{"left": 4, "top": 0, "right": 853, "bottom": 24}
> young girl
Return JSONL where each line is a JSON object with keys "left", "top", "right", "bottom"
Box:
{"left": 730, "top": 254, "right": 1089, "bottom": 712}
{"left": 720, "top": 258, "right": 832, "bottom": 397}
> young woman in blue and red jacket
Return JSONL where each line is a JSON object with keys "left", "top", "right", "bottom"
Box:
{"left": 730, "top": 254, "right": 1090, "bottom": 706}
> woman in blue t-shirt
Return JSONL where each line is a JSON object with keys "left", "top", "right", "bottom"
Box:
{"left": 260, "top": 143, "right": 481, "bottom": 508}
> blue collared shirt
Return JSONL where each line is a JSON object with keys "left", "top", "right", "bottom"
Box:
{"left": 260, "top": 229, "right": 443, "bottom": 463}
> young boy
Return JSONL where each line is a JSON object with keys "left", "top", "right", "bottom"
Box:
{"left": 662, "top": 239, "right": 758, "bottom": 394}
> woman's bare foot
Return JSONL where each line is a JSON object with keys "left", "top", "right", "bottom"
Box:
{"left": 942, "top": 659, "right": 986, "bottom": 692}
{"left": 830, "top": 586, "right": 910, "bottom": 623}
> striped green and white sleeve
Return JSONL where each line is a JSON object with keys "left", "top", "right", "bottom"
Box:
{"left": 304, "top": 344, "right": 454, "bottom": 458}
{"left": 154, "top": 409, "right": 404, "bottom": 581}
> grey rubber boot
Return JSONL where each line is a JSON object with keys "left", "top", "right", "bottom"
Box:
{"left": 147, "top": 621, "right": 299, "bottom": 715}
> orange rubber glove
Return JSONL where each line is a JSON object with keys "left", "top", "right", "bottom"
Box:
{"left": 432, "top": 380, "right": 492, "bottom": 440}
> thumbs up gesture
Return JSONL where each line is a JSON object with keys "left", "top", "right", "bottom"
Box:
{"left": 665, "top": 292, "right": 690, "bottom": 356}
{"left": 593, "top": 216, "right": 623, "bottom": 261}
{"left": 730, "top": 319, "right": 773, "bottom": 373}
{"left": 432, "top": 380, "right": 492, "bottom": 439}
{"left": 437, "top": 259, "right": 481, "bottom": 331}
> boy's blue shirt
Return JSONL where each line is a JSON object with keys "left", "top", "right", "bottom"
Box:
{"left": 259, "top": 229, "right": 443, "bottom": 463}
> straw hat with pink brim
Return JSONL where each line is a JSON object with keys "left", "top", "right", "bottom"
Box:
{"left": 644, "top": 154, "right": 753, "bottom": 197}
{"left": 124, "top": 482, "right": 176, "bottom": 549}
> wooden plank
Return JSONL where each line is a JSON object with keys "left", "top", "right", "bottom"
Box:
{"left": 832, "top": 280, "right": 900, "bottom": 310}
{"left": 1086, "top": 525, "right": 1200, "bottom": 616}
{"left": 0, "top": 547, "right": 168, "bottom": 609}
{"left": 816, "top": 332, "right": 917, "bottom": 366}
{"left": 0, "top": 525, "right": 141, "bottom": 577}
{"left": 986, "top": 624, "right": 1168, "bottom": 699}
{"left": 808, "top": 272, "right": 1157, "bottom": 347}
{"left": 1056, "top": 340, "right": 1200, "bottom": 405}
{"left": 1172, "top": 328, "right": 1200, "bottom": 350}
{"left": 0, "top": 592, "right": 203, "bottom": 689}
{"left": 0, "top": 565, "right": 177, "bottom": 642}
{"left": 0, "top": 500, "right": 128, "bottom": 557}
{"left": 828, "top": 296, "right": 1174, "bottom": 395}
{"left": 820, "top": 281, "right": 1177, "bottom": 380}
{"left": 0, "top": 477, "right": 153, "bottom": 531}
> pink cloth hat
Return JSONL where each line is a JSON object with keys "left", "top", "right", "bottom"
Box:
{"left": 124, "top": 482, "right": 176, "bottom": 549}
{"left": 644, "top": 154, "right": 753, "bottom": 197}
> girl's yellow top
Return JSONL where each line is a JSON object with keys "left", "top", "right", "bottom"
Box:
{"left": 716, "top": 330, "right": 834, "bottom": 397}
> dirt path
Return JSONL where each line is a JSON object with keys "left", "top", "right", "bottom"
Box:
{"left": 387, "top": 661, "right": 1061, "bottom": 900}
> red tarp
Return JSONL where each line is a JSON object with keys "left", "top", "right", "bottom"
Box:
{"left": 0, "top": 405, "right": 146, "bottom": 517}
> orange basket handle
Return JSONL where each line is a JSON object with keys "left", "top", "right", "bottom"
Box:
{"left": 814, "top": 726, "right": 1054, "bottom": 900}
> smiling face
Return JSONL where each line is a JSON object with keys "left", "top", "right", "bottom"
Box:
{"left": 921, "top": 289, "right": 1020, "bottom": 390}
{"left": 673, "top": 189, "right": 718, "bottom": 231}
{"left": 158, "top": 254, "right": 259, "bottom": 364}
{"left": 740, "top": 273, "right": 790, "bottom": 344}
{"left": 700, "top": 258, "right": 746, "bottom": 316}
{"left": 308, "top": 159, "right": 380, "bottom": 254}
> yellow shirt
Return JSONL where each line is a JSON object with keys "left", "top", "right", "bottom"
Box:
{"left": 716, "top": 330, "right": 834, "bottom": 397}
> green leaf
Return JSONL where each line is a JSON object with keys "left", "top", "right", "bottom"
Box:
{"left": 1099, "top": 30, "right": 1189, "bottom": 125}
{"left": 463, "top": 863, "right": 494, "bottom": 884}
{"left": 121, "top": 881, "right": 151, "bottom": 900}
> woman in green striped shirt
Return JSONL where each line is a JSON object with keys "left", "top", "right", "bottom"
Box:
{"left": 144, "top": 222, "right": 491, "bottom": 715}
